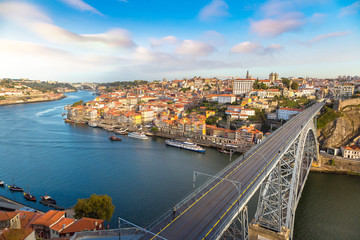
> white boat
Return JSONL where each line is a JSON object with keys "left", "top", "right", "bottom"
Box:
{"left": 0, "top": 180, "right": 4, "bottom": 186}
{"left": 128, "top": 132, "right": 148, "bottom": 140}
{"left": 88, "top": 122, "right": 97, "bottom": 128}
{"left": 165, "top": 140, "right": 205, "bottom": 153}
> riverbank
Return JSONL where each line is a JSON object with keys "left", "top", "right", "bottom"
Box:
{"left": 310, "top": 152, "right": 360, "bottom": 176}
{"left": 66, "top": 120, "right": 252, "bottom": 153}
{"left": 0, "top": 94, "right": 66, "bottom": 106}
{"left": 0, "top": 195, "right": 44, "bottom": 213}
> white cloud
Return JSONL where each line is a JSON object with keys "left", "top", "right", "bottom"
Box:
{"left": 305, "top": 31, "right": 351, "bottom": 44}
{"left": 0, "top": 2, "right": 51, "bottom": 23}
{"left": 260, "top": 0, "right": 293, "bottom": 17}
{"left": 0, "top": 2, "right": 134, "bottom": 48}
{"left": 250, "top": 12, "right": 305, "bottom": 38}
{"left": 262, "top": 44, "right": 284, "bottom": 55}
{"left": 151, "top": 36, "right": 179, "bottom": 48}
{"left": 231, "top": 41, "right": 283, "bottom": 55}
{"left": 59, "top": 0, "right": 102, "bottom": 15}
{"left": 339, "top": 1, "right": 360, "bottom": 17}
{"left": 231, "top": 41, "right": 262, "bottom": 54}
{"left": 198, "top": 0, "right": 229, "bottom": 21}
{"left": 175, "top": 40, "right": 215, "bottom": 57}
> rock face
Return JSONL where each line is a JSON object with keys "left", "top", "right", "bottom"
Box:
{"left": 318, "top": 105, "right": 360, "bottom": 149}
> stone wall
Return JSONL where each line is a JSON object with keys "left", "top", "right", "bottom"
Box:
{"left": 334, "top": 98, "right": 360, "bottom": 111}
{"left": 317, "top": 153, "right": 360, "bottom": 173}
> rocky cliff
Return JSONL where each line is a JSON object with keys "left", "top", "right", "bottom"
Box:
{"left": 318, "top": 103, "right": 360, "bottom": 149}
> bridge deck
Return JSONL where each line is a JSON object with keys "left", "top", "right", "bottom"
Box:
{"left": 146, "top": 102, "right": 324, "bottom": 240}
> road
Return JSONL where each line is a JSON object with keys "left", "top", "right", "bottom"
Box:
{"left": 147, "top": 102, "right": 324, "bottom": 240}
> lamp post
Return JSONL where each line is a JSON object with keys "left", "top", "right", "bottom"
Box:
{"left": 193, "top": 171, "right": 242, "bottom": 209}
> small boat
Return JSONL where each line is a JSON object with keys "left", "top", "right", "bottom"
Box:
{"left": 65, "top": 119, "right": 74, "bottom": 123}
{"left": 0, "top": 180, "right": 4, "bottom": 187}
{"left": 114, "top": 129, "right": 127, "bottom": 135}
{"left": 61, "top": 113, "right": 67, "bottom": 116}
{"left": 88, "top": 122, "right": 98, "bottom": 128}
{"left": 109, "top": 136, "right": 122, "bottom": 141}
{"left": 128, "top": 132, "right": 148, "bottom": 140}
{"left": 165, "top": 140, "right": 205, "bottom": 153}
{"left": 24, "top": 192, "right": 36, "bottom": 202}
{"left": 40, "top": 195, "right": 56, "bottom": 205}
{"left": 217, "top": 148, "right": 231, "bottom": 154}
{"left": 8, "top": 178, "right": 24, "bottom": 192}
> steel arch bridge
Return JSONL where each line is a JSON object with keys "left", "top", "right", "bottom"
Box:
{"left": 121, "top": 102, "right": 325, "bottom": 240}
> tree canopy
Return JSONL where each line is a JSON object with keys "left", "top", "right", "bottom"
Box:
{"left": 74, "top": 194, "right": 115, "bottom": 222}
{"left": 282, "top": 78, "right": 291, "bottom": 89}
{"left": 291, "top": 82, "right": 299, "bottom": 90}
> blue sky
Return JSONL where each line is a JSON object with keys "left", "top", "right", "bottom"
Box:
{"left": 0, "top": 0, "right": 359, "bottom": 82}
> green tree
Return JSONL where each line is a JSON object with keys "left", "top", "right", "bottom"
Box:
{"left": 74, "top": 194, "right": 115, "bottom": 221}
{"left": 253, "top": 79, "right": 259, "bottom": 89}
{"left": 291, "top": 82, "right": 299, "bottom": 90}
{"left": 282, "top": 78, "right": 291, "bottom": 89}
{"left": 206, "top": 116, "right": 219, "bottom": 125}
{"left": 72, "top": 100, "right": 84, "bottom": 107}
{"left": 151, "top": 126, "right": 158, "bottom": 132}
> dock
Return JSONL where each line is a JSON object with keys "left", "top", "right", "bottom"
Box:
{"left": 39, "top": 199, "right": 65, "bottom": 210}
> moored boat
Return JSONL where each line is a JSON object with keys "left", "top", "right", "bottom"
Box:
{"left": 217, "top": 148, "right": 231, "bottom": 154}
{"left": 8, "top": 178, "right": 24, "bottom": 192}
{"left": 8, "top": 184, "right": 24, "bottom": 192}
{"left": 88, "top": 121, "right": 98, "bottom": 128}
{"left": 24, "top": 192, "right": 36, "bottom": 202}
{"left": 0, "top": 180, "right": 4, "bottom": 187}
{"left": 128, "top": 132, "right": 148, "bottom": 140}
{"left": 114, "top": 129, "right": 127, "bottom": 135}
{"left": 40, "top": 195, "right": 56, "bottom": 205}
{"left": 109, "top": 136, "right": 122, "bottom": 141}
{"left": 165, "top": 139, "right": 205, "bottom": 153}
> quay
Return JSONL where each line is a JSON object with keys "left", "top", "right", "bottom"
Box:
{"left": 77, "top": 121, "right": 253, "bottom": 153}
{"left": 0, "top": 195, "right": 43, "bottom": 213}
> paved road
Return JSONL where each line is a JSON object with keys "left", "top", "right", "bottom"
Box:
{"left": 147, "top": 102, "right": 325, "bottom": 240}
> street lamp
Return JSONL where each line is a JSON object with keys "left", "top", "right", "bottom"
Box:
{"left": 193, "top": 171, "right": 242, "bottom": 209}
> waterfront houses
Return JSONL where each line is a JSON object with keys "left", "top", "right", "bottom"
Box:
{"left": 0, "top": 209, "right": 104, "bottom": 240}
{"left": 66, "top": 74, "right": 355, "bottom": 149}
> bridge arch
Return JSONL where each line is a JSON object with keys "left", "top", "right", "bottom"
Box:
{"left": 254, "top": 120, "right": 319, "bottom": 239}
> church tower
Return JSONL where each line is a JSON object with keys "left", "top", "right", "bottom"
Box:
{"left": 246, "top": 70, "right": 250, "bottom": 79}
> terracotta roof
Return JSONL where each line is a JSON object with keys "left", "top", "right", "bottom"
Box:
{"left": 0, "top": 228, "right": 34, "bottom": 240}
{"left": 342, "top": 145, "right": 360, "bottom": 150}
{"left": 61, "top": 217, "right": 104, "bottom": 234}
{"left": 16, "top": 211, "right": 43, "bottom": 229}
{"left": 50, "top": 218, "right": 75, "bottom": 232}
{"left": 0, "top": 211, "right": 18, "bottom": 221}
{"left": 31, "top": 210, "right": 65, "bottom": 227}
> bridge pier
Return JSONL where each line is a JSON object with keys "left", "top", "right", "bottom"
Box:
{"left": 249, "top": 224, "right": 290, "bottom": 240}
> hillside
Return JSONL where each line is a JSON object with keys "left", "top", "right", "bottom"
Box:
{"left": 317, "top": 99, "right": 360, "bottom": 149}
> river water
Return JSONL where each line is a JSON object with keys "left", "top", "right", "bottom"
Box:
{"left": 0, "top": 91, "right": 358, "bottom": 239}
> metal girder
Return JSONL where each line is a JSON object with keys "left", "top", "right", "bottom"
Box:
{"left": 220, "top": 206, "right": 249, "bottom": 240}
{"left": 254, "top": 120, "right": 318, "bottom": 239}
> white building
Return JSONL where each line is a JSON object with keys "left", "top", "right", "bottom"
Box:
{"left": 218, "top": 94, "right": 236, "bottom": 104}
{"left": 340, "top": 145, "right": 360, "bottom": 159}
{"left": 333, "top": 84, "right": 355, "bottom": 99}
{"left": 277, "top": 108, "right": 302, "bottom": 120}
{"left": 233, "top": 79, "right": 254, "bottom": 95}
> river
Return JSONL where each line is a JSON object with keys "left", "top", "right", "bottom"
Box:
{"left": 0, "top": 91, "right": 358, "bottom": 239}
